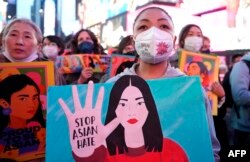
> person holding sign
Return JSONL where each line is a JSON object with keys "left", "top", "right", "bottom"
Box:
{"left": 0, "top": 18, "right": 65, "bottom": 85}
{"left": 59, "top": 75, "right": 189, "bottom": 162}
{"left": 107, "top": 7, "right": 220, "bottom": 162}
{"left": 174, "top": 24, "right": 227, "bottom": 159}
{"left": 65, "top": 29, "right": 106, "bottom": 84}
{"left": 172, "top": 24, "right": 225, "bottom": 99}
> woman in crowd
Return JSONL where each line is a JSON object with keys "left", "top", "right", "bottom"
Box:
{"left": 65, "top": 29, "right": 105, "bottom": 84}
{"left": 107, "top": 7, "right": 220, "bottom": 162}
{"left": 70, "top": 29, "right": 104, "bottom": 55}
{"left": 42, "top": 35, "right": 65, "bottom": 61}
{"left": 172, "top": 24, "right": 225, "bottom": 98}
{"left": 173, "top": 23, "right": 227, "bottom": 160}
{"left": 169, "top": 24, "right": 203, "bottom": 68}
{"left": 99, "top": 35, "right": 137, "bottom": 82}
{"left": 201, "top": 35, "right": 211, "bottom": 54}
{"left": 0, "top": 18, "right": 65, "bottom": 85}
{"left": 116, "top": 35, "right": 135, "bottom": 55}
{"left": 115, "top": 35, "right": 138, "bottom": 74}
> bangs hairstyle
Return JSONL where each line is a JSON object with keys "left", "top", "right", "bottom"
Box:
{"left": 178, "top": 24, "right": 202, "bottom": 48}
{"left": 43, "top": 35, "right": 65, "bottom": 55}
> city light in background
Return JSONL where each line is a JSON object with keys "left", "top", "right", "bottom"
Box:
{"left": 0, "top": 0, "right": 249, "bottom": 52}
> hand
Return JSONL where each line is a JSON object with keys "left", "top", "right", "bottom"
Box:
{"left": 58, "top": 81, "right": 119, "bottom": 158}
{"left": 211, "top": 81, "right": 225, "bottom": 98}
{"left": 78, "top": 67, "right": 93, "bottom": 84}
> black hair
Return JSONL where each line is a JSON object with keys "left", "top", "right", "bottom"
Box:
{"left": 117, "top": 35, "right": 134, "bottom": 54}
{"left": 70, "top": 29, "right": 101, "bottom": 54}
{"left": 43, "top": 35, "right": 65, "bottom": 55}
{"left": 133, "top": 7, "right": 173, "bottom": 30}
{"left": 187, "top": 61, "right": 209, "bottom": 87}
{"left": 188, "top": 61, "right": 208, "bottom": 75}
{"left": 0, "top": 74, "right": 45, "bottom": 132}
{"left": 115, "top": 61, "right": 134, "bottom": 75}
{"left": 105, "top": 75, "right": 163, "bottom": 155}
{"left": 232, "top": 54, "right": 242, "bottom": 63}
{"left": 178, "top": 24, "right": 203, "bottom": 48}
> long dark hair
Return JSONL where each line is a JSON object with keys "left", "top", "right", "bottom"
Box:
{"left": 117, "top": 35, "right": 134, "bottom": 54}
{"left": 70, "top": 29, "right": 102, "bottom": 54}
{"left": 105, "top": 75, "right": 163, "bottom": 155}
{"left": 188, "top": 61, "right": 209, "bottom": 87}
{"left": 178, "top": 24, "right": 203, "bottom": 48}
{"left": 0, "top": 74, "right": 45, "bottom": 132}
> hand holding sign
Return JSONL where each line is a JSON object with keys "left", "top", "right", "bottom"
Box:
{"left": 77, "top": 67, "right": 93, "bottom": 84}
{"left": 58, "top": 81, "right": 119, "bottom": 158}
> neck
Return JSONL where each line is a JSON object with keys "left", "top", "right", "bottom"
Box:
{"left": 2, "top": 51, "right": 38, "bottom": 62}
{"left": 125, "top": 128, "right": 144, "bottom": 148}
{"left": 136, "top": 61, "right": 168, "bottom": 79}
{"left": 9, "top": 116, "right": 27, "bottom": 128}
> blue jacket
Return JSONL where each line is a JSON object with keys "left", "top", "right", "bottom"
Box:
{"left": 230, "top": 53, "right": 250, "bottom": 132}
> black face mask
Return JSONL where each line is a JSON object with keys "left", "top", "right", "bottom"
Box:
{"left": 78, "top": 41, "right": 94, "bottom": 54}
{"left": 201, "top": 49, "right": 210, "bottom": 54}
{"left": 123, "top": 50, "right": 136, "bottom": 55}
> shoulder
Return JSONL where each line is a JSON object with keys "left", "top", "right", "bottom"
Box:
{"left": 106, "top": 74, "right": 123, "bottom": 83}
{"left": 231, "top": 60, "right": 250, "bottom": 77}
{"left": 165, "top": 64, "right": 186, "bottom": 77}
{"left": 163, "top": 138, "right": 184, "bottom": 149}
{"left": 162, "top": 138, "right": 189, "bottom": 161}
{"left": 106, "top": 64, "right": 137, "bottom": 83}
{"left": 0, "top": 54, "right": 10, "bottom": 62}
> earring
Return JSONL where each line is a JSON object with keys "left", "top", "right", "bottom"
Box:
{"left": 2, "top": 108, "right": 11, "bottom": 116}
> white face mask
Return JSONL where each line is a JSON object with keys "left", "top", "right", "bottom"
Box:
{"left": 135, "top": 27, "right": 174, "bottom": 64}
{"left": 184, "top": 36, "right": 203, "bottom": 52}
{"left": 42, "top": 46, "right": 58, "bottom": 59}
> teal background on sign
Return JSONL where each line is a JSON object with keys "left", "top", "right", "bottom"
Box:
{"left": 46, "top": 76, "right": 214, "bottom": 162}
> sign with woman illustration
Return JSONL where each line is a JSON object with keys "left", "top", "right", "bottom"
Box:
{"left": 109, "top": 54, "right": 136, "bottom": 77}
{"left": 47, "top": 75, "right": 215, "bottom": 162}
{"left": 178, "top": 50, "right": 220, "bottom": 115}
{"left": 56, "top": 54, "right": 111, "bottom": 74}
{"left": 0, "top": 62, "right": 54, "bottom": 161}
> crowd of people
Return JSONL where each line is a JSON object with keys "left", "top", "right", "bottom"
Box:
{"left": 0, "top": 6, "right": 249, "bottom": 162}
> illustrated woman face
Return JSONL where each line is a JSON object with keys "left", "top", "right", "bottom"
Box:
{"left": 10, "top": 85, "right": 39, "bottom": 119}
{"left": 187, "top": 62, "right": 201, "bottom": 76}
{"left": 115, "top": 85, "right": 149, "bottom": 130}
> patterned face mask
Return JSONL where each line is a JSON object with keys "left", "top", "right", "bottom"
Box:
{"left": 135, "top": 27, "right": 174, "bottom": 64}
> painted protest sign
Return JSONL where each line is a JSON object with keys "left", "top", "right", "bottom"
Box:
{"left": 109, "top": 54, "right": 136, "bottom": 77}
{"left": 47, "top": 76, "right": 214, "bottom": 162}
{"left": 179, "top": 50, "right": 220, "bottom": 116}
{"left": 0, "top": 61, "right": 54, "bottom": 161}
{"left": 55, "top": 54, "right": 111, "bottom": 74}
